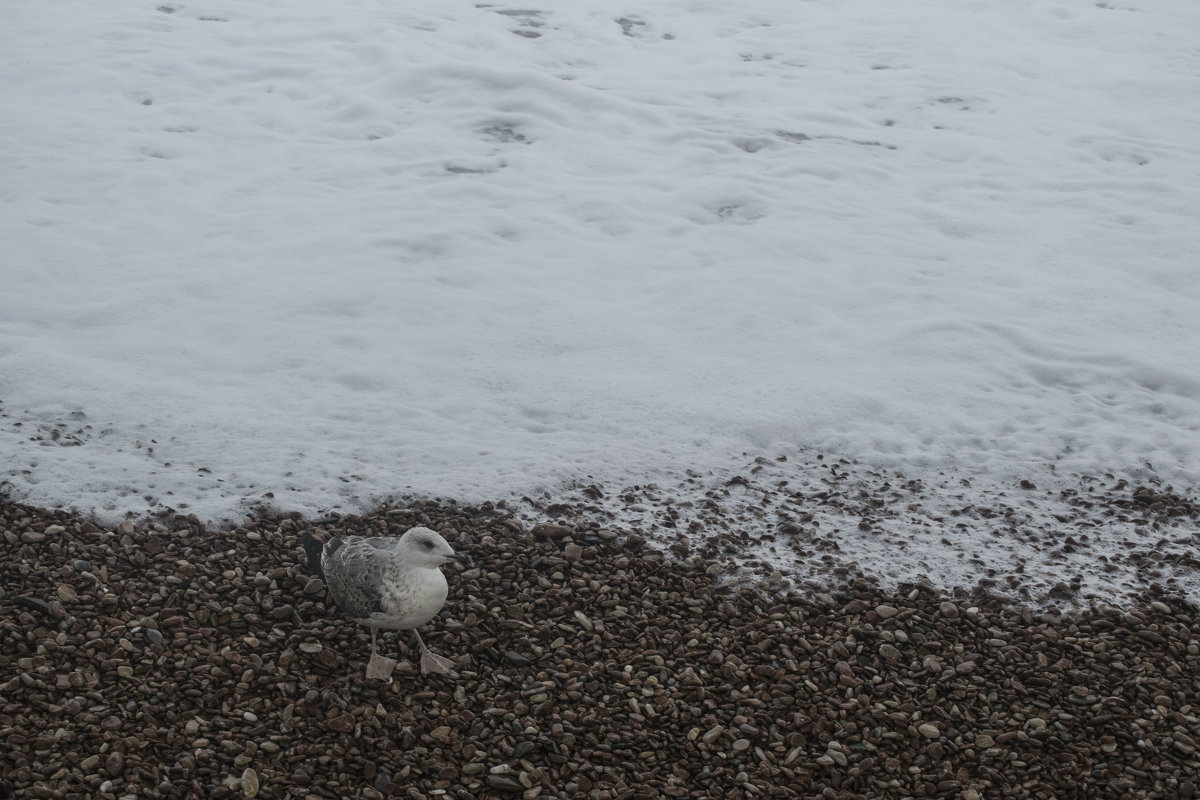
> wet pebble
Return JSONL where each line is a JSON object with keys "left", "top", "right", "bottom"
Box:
{"left": 487, "top": 773, "right": 524, "bottom": 792}
{"left": 504, "top": 650, "right": 531, "bottom": 666}
{"left": 12, "top": 596, "right": 50, "bottom": 615}
{"left": 241, "top": 767, "right": 259, "bottom": 797}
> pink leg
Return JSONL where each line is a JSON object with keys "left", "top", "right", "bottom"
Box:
{"left": 413, "top": 629, "right": 457, "bottom": 675}
{"left": 365, "top": 627, "right": 396, "bottom": 681}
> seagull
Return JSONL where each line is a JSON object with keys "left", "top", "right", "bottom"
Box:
{"left": 302, "top": 526, "right": 471, "bottom": 679}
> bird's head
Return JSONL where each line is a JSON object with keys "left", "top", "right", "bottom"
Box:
{"left": 399, "top": 526, "right": 473, "bottom": 569}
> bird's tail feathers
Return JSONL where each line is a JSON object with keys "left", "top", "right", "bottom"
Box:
{"left": 301, "top": 531, "right": 325, "bottom": 581}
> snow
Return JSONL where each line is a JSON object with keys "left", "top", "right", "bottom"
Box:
{"left": 3, "top": 0, "right": 1199, "bottom": 604}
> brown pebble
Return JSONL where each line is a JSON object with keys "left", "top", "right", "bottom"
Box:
{"left": 326, "top": 713, "right": 355, "bottom": 733}
{"left": 532, "top": 523, "right": 573, "bottom": 539}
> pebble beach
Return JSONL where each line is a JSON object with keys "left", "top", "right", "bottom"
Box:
{"left": 6, "top": 3, "right": 1200, "bottom": 798}
{"left": 3, "top": 488, "right": 1199, "bottom": 800}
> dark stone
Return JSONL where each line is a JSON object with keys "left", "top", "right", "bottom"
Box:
{"left": 486, "top": 774, "right": 524, "bottom": 793}
{"left": 12, "top": 596, "right": 50, "bottom": 615}
{"left": 504, "top": 651, "right": 530, "bottom": 667}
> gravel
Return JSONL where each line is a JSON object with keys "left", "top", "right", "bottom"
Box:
{"left": 2, "top": 494, "right": 1200, "bottom": 799}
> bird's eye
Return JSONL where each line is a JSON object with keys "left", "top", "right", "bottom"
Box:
{"left": 421, "top": 539, "right": 434, "bottom": 550}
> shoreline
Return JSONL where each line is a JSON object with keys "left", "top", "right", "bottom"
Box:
{"left": 2, "top": 495, "right": 1199, "bottom": 799}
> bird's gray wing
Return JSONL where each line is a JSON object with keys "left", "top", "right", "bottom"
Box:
{"left": 322, "top": 536, "right": 396, "bottom": 619}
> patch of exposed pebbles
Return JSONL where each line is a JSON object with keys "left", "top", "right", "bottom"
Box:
{"left": 539, "top": 459, "right": 1200, "bottom": 608}
{"left": 3, "top": 497, "right": 1200, "bottom": 800}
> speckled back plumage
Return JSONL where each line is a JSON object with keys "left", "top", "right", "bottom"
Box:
{"left": 303, "top": 527, "right": 458, "bottom": 631}
{"left": 322, "top": 535, "right": 405, "bottom": 620}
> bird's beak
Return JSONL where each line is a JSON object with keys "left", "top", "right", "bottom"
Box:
{"left": 450, "top": 553, "right": 473, "bottom": 568}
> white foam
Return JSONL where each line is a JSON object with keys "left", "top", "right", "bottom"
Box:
{"left": 2, "top": 1, "right": 1198, "bottom": 602}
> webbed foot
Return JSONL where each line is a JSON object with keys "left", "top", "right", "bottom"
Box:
{"left": 419, "top": 650, "right": 456, "bottom": 675}
{"left": 366, "top": 651, "right": 397, "bottom": 681}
